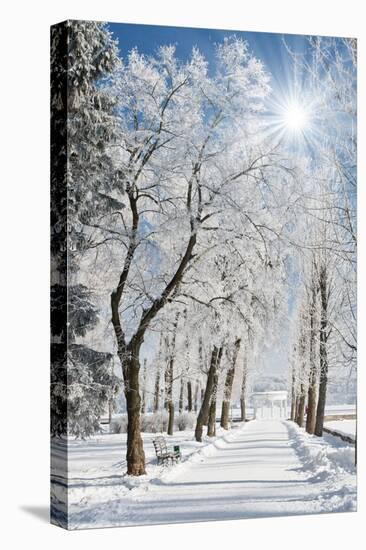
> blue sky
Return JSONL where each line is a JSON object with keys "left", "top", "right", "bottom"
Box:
{"left": 107, "top": 22, "right": 314, "bottom": 98}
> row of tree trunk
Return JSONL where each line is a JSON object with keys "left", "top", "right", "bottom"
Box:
{"left": 137, "top": 330, "right": 249, "bottom": 445}
{"left": 122, "top": 330, "right": 249, "bottom": 474}
{"left": 195, "top": 345, "right": 223, "bottom": 442}
{"left": 194, "top": 338, "right": 248, "bottom": 442}
{"left": 291, "top": 262, "right": 329, "bottom": 437}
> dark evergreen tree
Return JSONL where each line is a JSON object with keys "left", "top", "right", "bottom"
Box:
{"left": 51, "top": 21, "right": 121, "bottom": 438}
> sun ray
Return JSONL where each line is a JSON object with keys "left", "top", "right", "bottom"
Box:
{"left": 260, "top": 86, "right": 323, "bottom": 153}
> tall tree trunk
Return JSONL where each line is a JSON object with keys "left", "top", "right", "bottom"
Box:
{"left": 141, "top": 358, "right": 147, "bottom": 414}
{"left": 240, "top": 396, "right": 246, "bottom": 423}
{"left": 153, "top": 334, "right": 163, "bottom": 413}
{"left": 290, "top": 354, "right": 297, "bottom": 421}
{"left": 179, "top": 377, "right": 184, "bottom": 413}
{"left": 291, "top": 394, "right": 299, "bottom": 422}
{"left": 165, "top": 356, "right": 174, "bottom": 435}
{"left": 306, "top": 370, "right": 318, "bottom": 432}
{"left": 180, "top": 308, "right": 190, "bottom": 414}
{"left": 200, "top": 388, "right": 205, "bottom": 404}
{"left": 165, "top": 354, "right": 174, "bottom": 434}
{"left": 197, "top": 337, "right": 204, "bottom": 411}
{"left": 165, "top": 314, "right": 179, "bottom": 435}
{"left": 167, "top": 401, "right": 174, "bottom": 435}
{"left": 290, "top": 393, "right": 297, "bottom": 422}
{"left": 163, "top": 335, "right": 170, "bottom": 411}
{"left": 355, "top": 426, "right": 357, "bottom": 466}
{"left": 153, "top": 367, "right": 160, "bottom": 413}
{"left": 108, "top": 399, "right": 113, "bottom": 425}
{"left": 296, "top": 383, "right": 306, "bottom": 427}
{"left": 240, "top": 351, "right": 247, "bottom": 422}
{"left": 193, "top": 380, "right": 199, "bottom": 412}
{"left": 111, "top": 290, "right": 146, "bottom": 475}
{"left": 187, "top": 381, "right": 193, "bottom": 411}
{"left": 207, "top": 371, "right": 219, "bottom": 436}
{"left": 306, "top": 276, "right": 318, "bottom": 434}
{"left": 124, "top": 343, "right": 146, "bottom": 476}
{"left": 195, "top": 346, "right": 223, "bottom": 442}
{"left": 315, "top": 263, "right": 329, "bottom": 437}
{"left": 221, "top": 338, "right": 241, "bottom": 430}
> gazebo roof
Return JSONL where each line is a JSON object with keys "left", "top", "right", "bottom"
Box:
{"left": 251, "top": 390, "right": 287, "bottom": 402}
{"left": 251, "top": 390, "right": 287, "bottom": 396}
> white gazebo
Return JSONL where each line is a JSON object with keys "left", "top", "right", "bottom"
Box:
{"left": 251, "top": 390, "right": 288, "bottom": 419}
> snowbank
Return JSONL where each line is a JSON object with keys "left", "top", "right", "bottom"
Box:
{"left": 324, "top": 420, "right": 356, "bottom": 439}
{"left": 286, "top": 421, "right": 356, "bottom": 478}
{"left": 285, "top": 420, "right": 356, "bottom": 512}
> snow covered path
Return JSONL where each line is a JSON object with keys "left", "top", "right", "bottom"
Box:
{"left": 68, "top": 420, "right": 356, "bottom": 529}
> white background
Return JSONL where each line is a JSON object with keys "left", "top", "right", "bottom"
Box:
{"left": 0, "top": 0, "right": 364, "bottom": 548}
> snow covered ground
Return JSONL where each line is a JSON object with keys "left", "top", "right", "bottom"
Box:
{"left": 324, "top": 420, "right": 356, "bottom": 439}
{"left": 105, "top": 403, "right": 356, "bottom": 424}
{"left": 324, "top": 404, "right": 356, "bottom": 415}
{"left": 51, "top": 419, "right": 356, "bottom": 529}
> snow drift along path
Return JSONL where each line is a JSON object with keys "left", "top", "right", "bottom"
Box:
{"left": 69, "top": 419, "right": 356, "bottom": 529}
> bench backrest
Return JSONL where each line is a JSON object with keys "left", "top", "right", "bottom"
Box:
{"left": 152, "top": 436, "right": 168, "bottom": 456}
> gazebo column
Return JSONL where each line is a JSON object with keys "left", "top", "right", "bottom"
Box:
{"left": 251, "top": 392, "right": 288, "bottom": 421}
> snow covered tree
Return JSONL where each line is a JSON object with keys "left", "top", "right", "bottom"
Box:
{"left": 51, "top": 21, "right": 121, "bottom": 438}
{"left": 66, "top": 20, "right": 121, "bottom": 251}
{"left": 51, "top": 281, "right": 120, "bottom": 437}
{"left": 65, "top": 29, "right": 356, "bottom": 474}
{"left": 83, "top": 37, "right": 279, "bottom": 474}
{"left": 289, "top": 38, "right": 357, "bottom": 428}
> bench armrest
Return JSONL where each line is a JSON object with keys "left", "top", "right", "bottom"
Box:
{"left": 170, "top": 446, "right": 181, "bottom": 457}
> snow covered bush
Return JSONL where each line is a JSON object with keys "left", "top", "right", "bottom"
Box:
{"left": 110, "top": 415, "right": 129, "bottom": 434}
{"left": 141, "top": 412, "right": 169, "bottom": 433}
{"left": 111, "top": 412, "right": 169, "bottom": 434}
{"left": 110, "top": 411, "right": 197, "bottom": 433}
{"left": 175, "top": 412, "right": 196, "bottom": 431}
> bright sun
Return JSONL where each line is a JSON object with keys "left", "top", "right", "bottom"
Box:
{"left": 283, "top": 102, "right": 308, "bottom": 132}
{"left": 264, "top": 92, "right": 317, "bottom": 147}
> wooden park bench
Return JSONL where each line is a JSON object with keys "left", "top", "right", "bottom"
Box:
{"left": 152, "top": 436, "right": 181, "bottom": 466}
